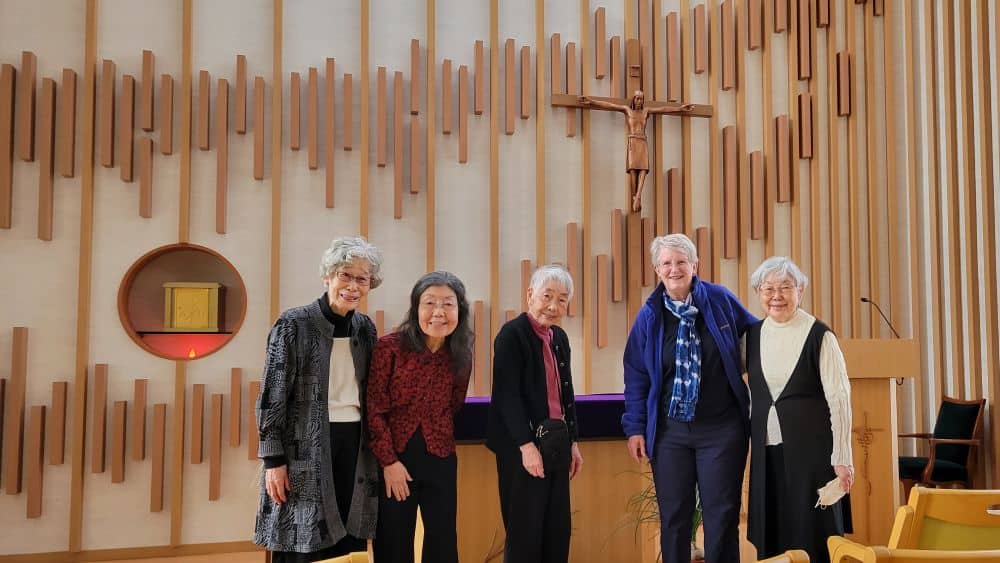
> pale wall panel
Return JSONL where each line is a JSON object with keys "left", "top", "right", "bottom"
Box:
{"left": 364, "top": 0, "right": 427, "bottom": 326}
{"left": 183, "top": 0, "right": 273, "bottom": 545}
{"left": 0, "top": 0, "right": 85, "bottom": 555}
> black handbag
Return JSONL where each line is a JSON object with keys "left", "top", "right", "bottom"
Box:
{"left": 534, "top": 418, "right": 571, "bottom": 474}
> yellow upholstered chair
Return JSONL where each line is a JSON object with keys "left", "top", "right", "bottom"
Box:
{"left": 887, "top": 487, "right": 1000, "bottom": 550}
{"left": 316, "top": 552, "right": 370, "bottom": 563}
{"left": 756, "top": 549, "right": 810, "bottom": 562}
{"left": 828, "top": 536, "right": 1000, "bottom": 562}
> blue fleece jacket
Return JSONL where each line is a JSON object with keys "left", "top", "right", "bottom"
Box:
{"left": 622, "top": 277, "right": 757, "bottom": 460}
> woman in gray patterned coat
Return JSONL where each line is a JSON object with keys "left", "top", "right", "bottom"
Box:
{"left": 253, "top": 236, "right": 383, "bottom": 562}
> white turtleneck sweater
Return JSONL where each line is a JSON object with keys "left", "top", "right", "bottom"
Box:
{"left": 755, "top": 309, "right": 853, "bottom": 466}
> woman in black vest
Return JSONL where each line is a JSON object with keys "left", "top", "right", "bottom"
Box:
{"left": 745, "top": 256, "right": 854, "bottom": 563}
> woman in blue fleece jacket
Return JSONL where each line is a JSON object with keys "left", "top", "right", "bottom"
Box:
{"left": 622, "top": 233, "right": 756, "bottom": 563}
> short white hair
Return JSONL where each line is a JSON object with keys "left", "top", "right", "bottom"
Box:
{"left": 750, "top": 256, "right": 809, "bottom": 291}
{"left": 529, "top": 264, "right": 574, "bottom": 300}
{"left": 319, "top": 236, "right": 384, "bottom": 288}
{"left": 649, "top": 233, "right": 698, "bottom": 267}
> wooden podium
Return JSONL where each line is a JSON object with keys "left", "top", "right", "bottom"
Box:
{"left": 840, "top": 338, "right": 920, "bottom": 545}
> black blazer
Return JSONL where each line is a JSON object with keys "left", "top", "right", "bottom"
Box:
{"left": 486, "top": 313, "right": 579, "bottom": 458}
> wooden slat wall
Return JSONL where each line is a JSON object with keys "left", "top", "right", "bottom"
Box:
{"left": 474, "top": 40, "right": 484, "bottom": 115}
{"left": 289, "top": 72, "right": 300, "bottom": 150}
{"left": 235, "top": 55, "right": 247, "bottom": 134}
{"left": 150, "top": 403, "right": 166, "bottom": 512}
{"left": 119, "top": 75, "right": 134, "bottom": 182}
{"left": 48, "top": 382, "right": 67, "bottom": 465}
{"left": 138, "top": 137, "right": 153, "bottom": 218}
{"left": 596, "top": 255, "right": 608, "bottom": 348}
{"left": 36, "top": 78, "right": 55, "bottom": 241}
{"left": 325, "top": 58, "right": 335, "bottom": 207}
{"left": 90, "top": 363, "right": 107, "bottom": 475}
{"left": 191, "top": 384, "right": 204, "bottom": 464}
{"left": 158, "top": 74, "right": 173, "bottom": 155}
{"left": 247, "top": 381, "right": 260, "bottom": 460}
{"left": 308, "top": 67, "right": 319, "bottom": 169}
{"left": 197, "top": 70, "right": 210, "bottom": 151}
{"left": 57, "top": 69, "right": 76, "bottom": 178}
{"left": 131, "top": 379, "right": 146, "bottom": 461}
{"left": 229, "top": 369, "right": 241, "bottom": 447}
{"left": 611, "top": 209, "right": 623, "bottom": 302}
{"left": 377, "top": 66, "right": 387, "bottom": 164}
{"left": 110, "top": 401, "right": 126, "bottom": 483}
{"left": 393, "top": 70, "right": 403, "bottom": 216}
{"left": 16, "top": 51, "right": 35, "bottom": 162}
{"left": 458, "top": 65, "right": 468, "bottom": 163}
{"left": 3, "top": 328, "right": 28, "bottom": 492}
{"left": 216, "top": 78, "right": 229, "bottom": 234}
{"left": 342, "top": 73, "right": 353, "bottom": 150}
{"left": 24, "top": 405, "right": 44, "bottom": 518}
{"left": 208, "top": 394, "right": 222, "bottom": 501}
{"left": 0, "top": 65, "right": 14, "bottom": 229}
{"left": 595, "top": 7, "right": 606, "bottom": 79}
{"left": 253, "top": 76, "right": 264, "bottom": 180}
{"left": 140, "top": 50, "right": 154, "bottom": 132}
{"left": 99, "top": 60, "right": 115, "bottom": 167}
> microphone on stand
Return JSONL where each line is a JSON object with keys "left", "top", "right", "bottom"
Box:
{"left": 860, "top": 297, "right": 901, "bottom": 338}
{"left": 860, "top": 297, "right": 903, "bottom": 385}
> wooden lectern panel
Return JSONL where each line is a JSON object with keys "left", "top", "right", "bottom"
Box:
{"left": 840, "top": 339, "right": 919, "bottom": 379}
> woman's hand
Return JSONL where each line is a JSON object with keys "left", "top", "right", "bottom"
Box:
{"left": 383, "top": 461, "right": 413, "bottom": 501}
{"left": 834, "top": 464, "right": 854, "bottom": 493}
{"left": 265, "top": 465, "right": 291, "bottom": 505}
{"left": 569, "top": 443, "right": 584, "bottom": 480}
{"left": 627, "top": 435, "right": 647, "bottom": 463}
{"left": 520, "top": 442, "right": 545, "bottom": 478}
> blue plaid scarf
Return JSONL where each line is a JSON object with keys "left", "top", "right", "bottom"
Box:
{"left": 663, "top": 294, "right": 702, "bottom": 422}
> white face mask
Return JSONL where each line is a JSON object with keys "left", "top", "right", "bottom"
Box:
{"left": 815, "top": 477, "right": 847, "bottom": 509}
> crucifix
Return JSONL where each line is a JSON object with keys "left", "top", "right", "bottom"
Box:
{"left": 551, "top": 38, "right": 713, "bottom": 214}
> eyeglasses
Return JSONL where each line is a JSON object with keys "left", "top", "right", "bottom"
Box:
{"left": 420, "top": 299, "right": 458, "bottom": 311}
{"left": 758, "top": 284, "right": 796, "bottom": 297}
{"left": 656, "top": 260, "right": 691, "bottom": 271}
{"left": 335, "top": 271, "right": 372, "bottom": 287}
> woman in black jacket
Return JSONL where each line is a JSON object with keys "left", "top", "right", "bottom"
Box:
{"left": 486, "top": 264, "right": 583, "bottom": 563}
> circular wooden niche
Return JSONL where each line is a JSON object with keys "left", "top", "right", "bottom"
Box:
{"left": 118, "top": 243, "right": 247, "bottom": 361}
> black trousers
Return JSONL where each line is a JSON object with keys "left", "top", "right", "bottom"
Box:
{"left": 495, "top": 452, "right": 571, "bottom": 563}
{"left": 373, "top": 430, "right": 458, "bottom": 563}
{"left": 271, "top": 421, "right": 368, "bottom": 563}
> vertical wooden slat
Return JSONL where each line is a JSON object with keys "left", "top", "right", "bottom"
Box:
{"left": 191, "top": 384, "right": 204, "bottom": 464}
{"left": 505, "top": 310, "right": 517, "bottom": 323}
{"left": 565, "top": 43, "right": 577, "bottom": 136}
{"left": 611, "top": 209, "right": 624, "bottom": 302}
{"left": 696, "top": 227, "right": 713, "bottom": 282}
{"left": 119, "top": 75, "right": 134, "bottom": 182}
{"left": 474, "top": 40, "right": 485, "bottom": 115}
{"left": 694, "top": 5, "right": 707, "bottom": 74}
{"left": 708, "top": 0, "right": 722, "bottom": 277}
{"left": 57, "top": 69, "right": 77, "bottom": 178}
{"left": 197, "top": 70, "right": 210, "bottom": 151}
{"left": 131, "top": 379, "right": 147, "bottom": 461}
{"left": 99, "top": 60, "right": 115, "bottom": 167}
{"left": 2, "top": 328, "right": 27, "bottom": 492}
{"left": 722, "top": 125, "right": 738, "bottom": 258}
{"left": 409, "top": 117, "right": 420, "bottom": 193}
{"left": 235, "top": 55, "right": 247, "bottom": 134}
{"left": 393, "top": 70, "right": 403, "bottom": 216}
{"left": 247, "top": 381, "right": 260, "bottom": 460}
{"left": 535, "top": 0, "right": 547, "bottom": 266}
{"left": 473, "top": 301, "right": 484, "bottom": 394}
{"left": 253, "top": 76, "right": 265, "bottom": 180}
{"left": 566, "top": 222, "right": 579, "bottom": 317}
{"left": 442, "top": 59, "right": 453, "bottom": 134}
{"left": 209, "top": 394, "right": 222, "bottom": 501}
{"left": 845, "top": 3, "right": 860, "bottom": 337}
{"left": 750, "top": 150, "right": 764, "bottom": 239}
{"left": 595, "top": 7, "right": 607, "bottom": 78}
{"left": 610, "top": 35, "right": 622, "bottom": 98}
{"left": 272, "top": 0, "right": 284, "bottom": 321}
{"left": 37, "top": 78, "right": 55, "bottom": 241}
{"left": 520, "top": 48, "right": 531, "bottom": 120}
{"left": 817, "top": 0, "right": 829, "bottom": 27}
{"left": 667, "top": 167, "right": 683, "bottom": 234}
{"left": 458, "top": 65, "right": 468, "bottom": 163}
{"left": 158, "top": 74, "right": 173, "bottom": 155}
{"left": 215, "top": 78, "right": 228, "bottom": 234}
{"left": 410, "top": 39, "right": 421, "bottom": 115}
{"left": 942, "top": 0, "right": 963, "bottom": 392}
{"left": 748, "top": 0, "right": 762, "bottom": 50}
{"left": 375, "top": 310, "right": 385, "bottom": 336}
{"left": 505, "top": 39, "right": 515, "bottom": 135}
{"left": 0, "top": 65, "right": 15, "bottom": 229}
{"left": 48, "top": 382, "right": 67, "bottom": 465}
{"left": 376, "top": 67, "right": 387, "bottom": 164}
{"left": 16, "top": 51, "right": 36, "bottom": 162}
{"left": 872, "top": 0, "right": 883, "bottom": 17}
{"left": 138, "top": 137, "right": 153, "bottom": 218}
{"left": 0, "top": 379, "right": 4, "bottom": 480}
{"left": 110, "top": 400, "right": 126, "bottom": 483}
{"left": 550, "top": 34, "right": 562, "bottom": 95}
{"left": 836, "top": 52, "right": 851, "bottom": 116}
{"left": 307, "top": 67, "right": 319, "bottom": 169}
{"left": 289, "top": 72, "right": 300, "bottom": 150}
{"left": 229, "top": 369, "right": 241, "bottom": 448}
{"left": 798, "top": 92, "right": 812, "bottom": 158}
{"left": 150, "top": 403, "right": 166, "bottom": 512}
{"left": 24, "top": 405, "right": 44, "bottom": 518}
{"left": 825, "top": 0, "right": 841, "bottom": 332}
{"left": 139, "top": 50, "right": 154, "bottom": 132}
{"left": 721, "top": 0, "right": 735, "bottom": 91}
{"left": 324, "top": 59, "right": 335, "bottom": 207}
{"left": 796, "top": 0, "right": 811, "bottom": 79}
{"left": 774, "top": 0, "right": 788, "bottom": 32}
{"left": 342, "top": 73, "right": 353, "bottom": 151}
{"left": 666, "top": 12, "right": 681, "bottom": 101}
{"left": 90, "top": 363, "right": 107, "bottom": 474}
{"left": 520, "top": 259, "right": 532, "bottom": 311}
{"left": 490, "top": 0, "right": 500, "bottom": 358}
{"left": 579, "top": 0, "right": 593, "bottom": 391}
{"left": 641, "top": 217, "right": 654, "bottom": 287}
{"left": 958, "top": 0, "right": 980, "bottom": 398}
{"left": 775, "top": 115, "right": 790, "bottom": 202}
{"left": 596, "top": 255, "right": 609, "bottom": 348}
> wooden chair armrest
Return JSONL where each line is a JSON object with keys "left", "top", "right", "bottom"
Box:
{"left": 897, "top": 432, "right": 933, "bottom": 439}
{"left": 828, "top": 535, "right": 875, "bottom": 562}
{"left": 928, "top": 437, "right": 981, "bottom": 446}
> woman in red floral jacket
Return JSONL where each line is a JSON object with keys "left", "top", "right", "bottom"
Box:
{"left": 366, "top": 271, "right": 473, "bottom": 563}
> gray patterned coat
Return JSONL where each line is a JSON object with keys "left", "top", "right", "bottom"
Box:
{"left": 252, "top": 299, "right": 380, "bottom": 553}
